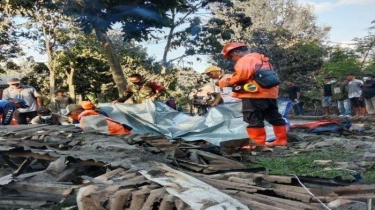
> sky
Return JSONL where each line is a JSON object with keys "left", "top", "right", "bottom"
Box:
{"left": 24, "top": 0, "right": 375, "bottom": 73}
{"left": 299, "top": 0, "right": 375, "bottom": 44}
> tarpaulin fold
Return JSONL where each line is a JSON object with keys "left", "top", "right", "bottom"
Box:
{"left": 99, "top": 98, "right": 292, "bottom": 146}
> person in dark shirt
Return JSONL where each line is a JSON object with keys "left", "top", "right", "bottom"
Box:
{"left": 165, "top": 97, "right": 177, "bottom": 110}
{"left": 321, "top": 77, "right": 339, "bottom": 116}
{"left": 54, "top": 90, "right": 73, "bottom": 114}
{"left": 286, "top": 80, "right": 304, "bottom": 115}
{"left": 361, "top": 73, "right": 375, "bottom": 117}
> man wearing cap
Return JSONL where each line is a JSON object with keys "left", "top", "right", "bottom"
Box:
{"left": 218, "top": 42, "right": 287, "bottom": 148}
{"left": 114, "top": 73, "right": 165, "bottom": 104}
{"left": 204, "top": 66, "right": 241, "bottom": 106}
{"left": 64, "top": 104, "right": 85, "bottom": 124}
{"left": 0, "top": 98, "right": 29, "bottom": 125}
{"left": 30, "top": 107, "right": 67, "bottom": 125}
{"left": 2, "top": 78, "right": 42, "bottom": 124}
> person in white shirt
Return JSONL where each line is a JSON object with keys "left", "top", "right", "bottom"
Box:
{"left": 203, "top": 66, "right": 241, "bottom": 106}
{"left": 346, "top": 73, "right": 365, "bottom": 117}
{"left": 2, "top": 78, "right": 42, "bottom": 124}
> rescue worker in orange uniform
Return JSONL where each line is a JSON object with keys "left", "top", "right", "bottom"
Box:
{"left": 218, "top": 43, "right": 287, "bottom": 147}
{"left": 64, "top": 104, "right": 132, "bottom": 135}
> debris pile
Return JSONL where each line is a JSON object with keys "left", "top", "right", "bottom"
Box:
{"left": 0, "top": 124, "right": 374, "bottom": 209}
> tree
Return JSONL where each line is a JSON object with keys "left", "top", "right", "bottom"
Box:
{"left": 0, "top": 15, "right": 22, "bottom": 73}
{"left": 27, "top": 7, "right": 67, "bottom": 106}
{"left": 354, "top": 20, "right": 375, "bottom": 70}
{"left": 155, "top": 0, "right": 236, "bottom": 67}
{"left": 206, "top": 0, "right": 329, "bottom": 72}
{"left": 61, "top": 0, "right": 188, "bottom": 96}
{"left": 322, "top": 47, "right": 361, "bottom": 79}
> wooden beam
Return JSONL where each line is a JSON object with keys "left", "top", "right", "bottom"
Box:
{"left": 1, "top": 151, "right": 105, "bottom": 167}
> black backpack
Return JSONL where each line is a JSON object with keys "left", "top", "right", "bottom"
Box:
{"left": 252, "top": 60, "right": 280, "bottom": 88}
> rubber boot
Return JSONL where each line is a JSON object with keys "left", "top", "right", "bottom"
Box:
{"left": 267, "top": 125, "right": 287, "bottom": 147}
{"left": 246, "top": 127, "right": 266, "bottom": 146}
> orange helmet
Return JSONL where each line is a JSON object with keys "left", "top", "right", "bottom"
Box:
{"left": 80, "top": 101, "right": 95, "bottom": 110}
{"left": 222, "top": 42, "right": 248, "bottom": 59}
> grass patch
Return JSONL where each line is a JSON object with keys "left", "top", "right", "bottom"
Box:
{"left": 247, "top": 147, "right": 375, "bottom": 182}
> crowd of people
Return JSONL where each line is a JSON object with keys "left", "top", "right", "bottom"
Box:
{"left": 286, "top": 73, "right": 375, "bottom": 118}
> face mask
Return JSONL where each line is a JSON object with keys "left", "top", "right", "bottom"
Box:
{"left": 363, "top": 77, "right": 371, "bottom": 81}
{"left": 40, "top": 115, "right": 52, "bottom": 120}
{"left": 330, "top": 79, "right": 337, "bottom": 84}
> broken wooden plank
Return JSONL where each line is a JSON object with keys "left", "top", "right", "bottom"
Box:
{"left": 129, "top": 186, "right": 154, "bottom": 210}
{"left": 144, "top": 138, "right": 185, "bottom": 158}
{"left": 141, "top": 188, "right": 167, "bottom": 210}
{"left": 232, "top": 192, "right": 306, "bottom": 210}
{"left": 1, "top": 151, "right": 105, "bottom": 167}
{"left": 228, "top": 176, "right": 257, "bottom": 185}
{"left": 273, "top": 189, "right": 312, "bottom": 203}
{"left": 235, "top": 173, "right": 293, "bottom": 184}
{"left": 272, "top": 183, "right": 333, "bottom": 196}
{"left": 158, "top": 194, "right": 175, "bottom": 210}
{"left": 228, "top": 193, "right": 285, "bottom": 210}
{"left": 332, "top": 184, "right": 375, "bottom": 195}
{"left": 239, "top": 191, "right": 319, "bottom": 210}
{"left": 10, "top": 182, "right": 75, "bottom": 195}
{"left": 108, "top": 188, "right": 133, "bottom": 210}
{"left": 0, "top": 197, "right": 47, "bottom": 209}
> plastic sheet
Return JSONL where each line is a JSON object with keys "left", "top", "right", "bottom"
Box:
{"left": 100, "top": 98, "right": 292, "bottom": 146}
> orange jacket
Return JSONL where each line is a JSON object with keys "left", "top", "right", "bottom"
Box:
{"left": 78, "top": 110, "right": 131, "bottom": 135}
{"left": 218, "top": 53, "right": 278, "bottom": 99}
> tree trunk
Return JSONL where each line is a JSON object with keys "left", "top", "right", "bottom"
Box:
{"left": 162, "top": 9, "right": 176, "bottom": 66}
{"left": 94, "top": 28, "right": 127, "bottom": 97}
{"left": 66, "top": 63, "right": 76, "bottom": 103}
{"left": 42, "top": 24, "right": 55, "bottom": 107}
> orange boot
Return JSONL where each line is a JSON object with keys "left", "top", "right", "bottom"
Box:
{"left": 267, "top": 125, "right": 287, "bottom": 147}
{"left": 245, "top": 127, "right": 266, "bottom": 147}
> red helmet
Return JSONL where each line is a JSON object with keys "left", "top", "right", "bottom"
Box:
{"left": 222, "top": 42, "right": 248, "bottom": 59}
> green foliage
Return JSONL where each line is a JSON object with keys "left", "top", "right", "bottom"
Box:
{"left": 0, "top": 16, "right": 21, "bottom": 73}
{"left": 62, "top": 0, "right": 182, "bottom": 42}
{"left": 321, "top": 47, "right": 361, "bottom": 80}
{"left": 250, "top": 147, "right": 375, "bottom": 182}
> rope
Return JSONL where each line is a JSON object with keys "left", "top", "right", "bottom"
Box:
{"left": 293, "top": 174, "right": 332, "bottom": 210}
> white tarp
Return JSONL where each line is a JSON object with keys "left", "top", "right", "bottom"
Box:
{"left": 99, "top": 98, "right": 292, "bottom": 146}
{"left": 139, "top": 162, "right": 249, "bottom": 210}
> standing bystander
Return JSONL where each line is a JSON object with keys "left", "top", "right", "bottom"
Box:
{"left": 2, "top": 78, "right": 42, "bottom": 124}
{"left": 332, "top": 78, "right": 352, "bottom": 117}
{"left": 321, "top": 77, "right": 340, "bottom": 117}
{"left": 346, "top": 73, "right": 366, "bottom": 117}
{"left": 361, "top": 73, "right": 375, "bottom": 117}
{"left": 286, "top": 80, "right": 304, "bottom": 116}
{"left": 54, "top": 89, "right": 74, "bottom": 114}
